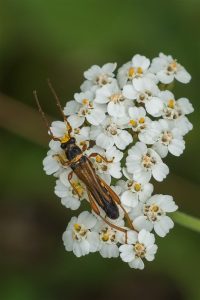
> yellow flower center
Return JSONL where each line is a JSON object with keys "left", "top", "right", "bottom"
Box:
{"left": 102, "top": 233, "right": 109, "bottom": 242}
{"left": 142, "top": 154, "right": 155, "bottom": 168}
{"left": 169, "top": 61, "right": 177, "bottom": 70}
{"left": 134, "top": 242, "right": 145, "bottom": 257}
{"left": 82, "top": 98, "right": 90, "bottom": 105}
{"left": 168, "top": 99, "right": 175, "bottom": 109}
{"left": 74, "top": 128, "right": 80, "bottom": 134}
{"left": 71, "top": 181, "right": 85, "bottom": 197}
{"left": 128, "top": 67, "right": 135, "bottom": 77}
{"left": 100, "top": 228, "right": 116, "bottom": 243}
{"left": 96, "top": 155, "right": 103, "bottom": 163}
{"left": 134, "top": 183, "right": 141, "bottom": 192}
{"left": 130, "top": 119, "right": 137, "bottom": 127}
{"left": 137, "top": 67, "right": 143, "bottom": 74}
{"left": 74, "top": 223, "right": 81, "bottom": 232}
{"left": 110, "top": 92, "right": 124, "bottom": 103}
{"left": 139, "top": 117, "right": 145, "bottom": 124}
{"left": 150, "top": 204, "right": 159, "bottom": 213}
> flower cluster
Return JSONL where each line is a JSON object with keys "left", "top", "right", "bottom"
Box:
{"left": 43, "top": 53, "right": 193, "bottom": 269}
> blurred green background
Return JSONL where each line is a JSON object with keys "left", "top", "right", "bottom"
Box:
{"left": 0, "top": 0, "right": 200, "bottom": 299}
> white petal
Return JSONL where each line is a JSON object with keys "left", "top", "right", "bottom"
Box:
{"left": 114, "top": 130, "right": 133, "bottom": 150}
{"left": 73, "top": 240, "right": 90, "bottom": 257}
{"left": 123, "top": 85, "right": 137, "bottom": 99}
{"left": 119, "top": 245, "right": 135, "bottom": 262}
{"left": 121, "top": 191, "right": 138, "bottom": 208}
{"left": 154, "top": 216, "right": 174, "bottom": 237}
{"left": 86, "top": 109, "right": 105, "bottom": 125}
{"left": 168, "top": 139, "right": 185, "bottom": 156}
{"left": 68, "top": 114, "right": 84, "bottom": 128}
{"left": 153, "top": 142, "right": 168, "bottom": 158}
{"left": 96, "top": 133, "right": 114, "bottom": 149}
{"left": 107, "top": 102, "right": 125, "bottom": 118}
{"left": 145, "top": 97, "right": 163, "bottom": 117}
{"left": 152, "top": 162, "right": 169, "bottom": 182}
{"left": 62, "top": 230, "right": 73, "bottom": 251}
{"left": 175, "top": 69, "right": 191, "bottom": 84}
{"left": 157, "top": 70, "right": 174, "bottom": 84}
{"left": 87, "top": 231, "right": 100, "bottom": 252}
{"left": 100, "top": 244, "right": 119, "bottom": 258}
{"left": 64, "top": 100, "right": 80, "bottom": 115}
{"left": 134, "top": 216, "right": 153, "bottom": 232}
{"left": 138, "top": 229, "right": 155, "bottom": 246}
{"left": 129, "top": 257, "right": 144, "bottom": 269}
{"left": 61, "top": 196, "right": 80, "bottom": 210}
{"left": 78, "top": 211, "right": 97, "bottom": 229}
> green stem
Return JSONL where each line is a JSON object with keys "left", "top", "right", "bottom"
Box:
{"left": 171, "top": 211, "right": 200, "bottom": 233}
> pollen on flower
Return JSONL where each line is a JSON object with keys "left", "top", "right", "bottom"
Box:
{"left": 82, "top": 98, "right": 89, "bottom": 105}
{"left": 134, "top": 242, "right": 146, "bottom": 258}
{"left": 142, "top": 154, "right": 155, "bottom": 168}
{"left": 137, "top": 67, "right": 143, "bottom": 74}
{"left": 139, "top": 117, "right": 145, "bottom": 124}
{"left": 128, "top": 67, "right": 135, "bottom": 77}
{"left": 71, "top": 180, "right": 85, "bottom": 197}
{"left": 96, "top": 155, "right": 103, "bottom": 163}
{"left": 130, "top": 119, "right": 137, "bottom": 127}
{"left": 161, "top": 131, "right": 173, "bottom": 145}
{"left": 100, "top": 228, "right": 116, "bottom": 243}
{"left": 167, "top": 61, "right": 177, "bottom": 73}
{"left": 168, "top": 99, "right": 175, "bottom": 109}
{"left": 74, "top": 223, "right": 81, "bottom": 232}
{"left": 110, "top": 92, "right": 124, "bottom": 103}
{"left": 134, "top": 183, "right": 141, "bottom": 192}
{"left": 144, "top": 203, "right": 162, "bottom": 222}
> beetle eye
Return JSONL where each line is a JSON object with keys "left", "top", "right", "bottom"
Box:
{"left": 61, "top": 142, "right": 67, "bottom": 149}
{"left": 70, "top": 137, "right": 76, "bottom": 144}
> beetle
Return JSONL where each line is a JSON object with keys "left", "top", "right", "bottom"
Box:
{"left": 34, "top": 80, "right": 134, "bottom": 237}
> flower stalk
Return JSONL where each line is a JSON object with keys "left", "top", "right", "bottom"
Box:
{"left": 172, "top": 211, "right": 200, "bottom": 233}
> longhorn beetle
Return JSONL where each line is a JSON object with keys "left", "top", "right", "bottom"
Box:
{"left": 34, "top": 80, "right": 135, "bottom": 240}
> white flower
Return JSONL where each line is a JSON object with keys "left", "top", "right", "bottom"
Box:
{"left": 62, "top": 211, "right": 99, "bottom": 257}
{"left": 126, "top": 142, "right": 169, "bottom": 182}
{"left": 43, "top": 140, "right": 65, "bottom": 176}
{"left": 90, "top": 116, "right": 133, "bottom": 150}
{"left": 95, "top": 219, "right": 124, "bottom": 258}
{"left": 117, "top": 170, "right": 153, "bottom": 210}
{"left": 123, "top": 77, "right": 163, "bottom": 117}
{"left": 64, "top": 90, "right": 106, "bottom": 127}
{"left": 55, "top": 170, "right": 87, "bottom": 210}
{"left": 151, "top": 119, "right": 185, "bottom": 158}
{"left": 117, "top": 54, "right": 156, "bottom": 88}
{"left": 95, "top": 81, "right": 132, "bottom": 118}
{"left": 134, "top": 194, "right": 178, "bottom": 237}
{"left": 128, "top": 106, "right": 159, "bottom": 144}
{"left": 81, "top": 62, "right": 117, "bottom": 92}
{"left": 160, "top": 90, "right": 194, "bottom": 135}
{"left": 119, "top": 229, "right": 157, "bottom": 269}
{"left": 150, "top": 52, "right": 191, "bottom": 84}
{"left": 87, "top": 146, "right": 123, "bottom": 184}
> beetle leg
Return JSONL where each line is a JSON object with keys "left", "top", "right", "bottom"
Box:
{"left": 67, "top": 171, "right": 81, "bottom": 199}
{"left": 88, "top": 153, "right": 113, "bottom": 163}
{"left": 53, "top": 154, "right": 71, "bottom": 167}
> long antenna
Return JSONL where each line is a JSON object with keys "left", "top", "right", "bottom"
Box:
{"left": 47, "top": 79, "right": 72, "bottom": 134}
{"left": 33, "top": 90, "right": 60, "bottom": 141}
